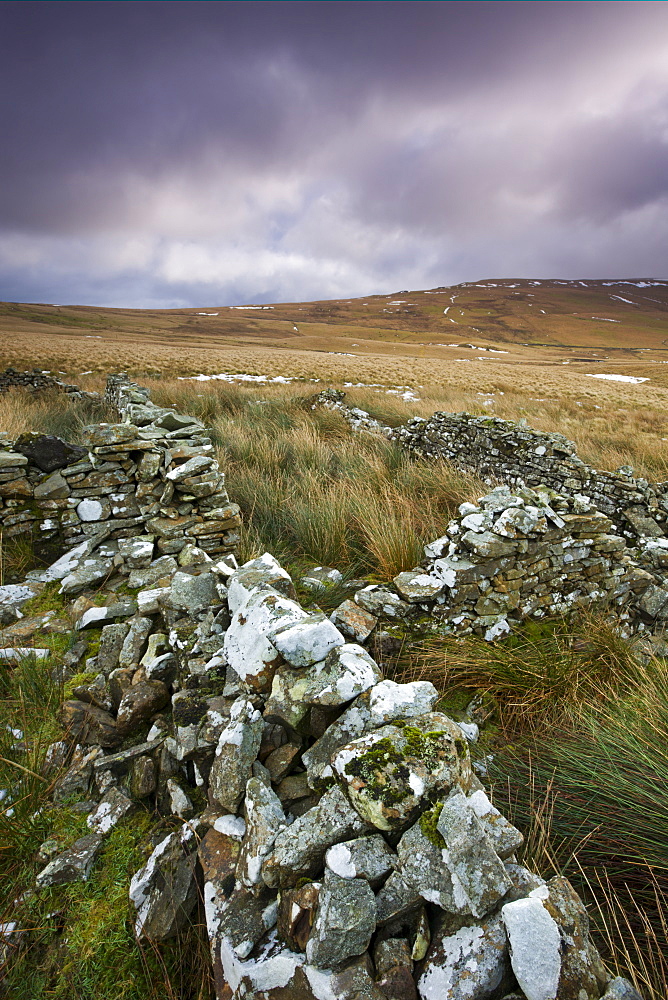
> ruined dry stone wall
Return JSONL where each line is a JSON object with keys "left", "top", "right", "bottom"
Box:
{"left": 17, "top": 548, "right": 637, "bottom": 1000}
{"left": 393, "top": 411, "right": 668, "bottom": 543}
{"left": 0, "top": 374, "right": 240, "bottom": 561}
{"left": 0, "top": 366, "right": 96, "bottom": 399}
{"left": 383, "top": 484, "right": 657, "bottom": 640}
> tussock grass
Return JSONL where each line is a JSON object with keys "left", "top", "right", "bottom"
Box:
{"left": 0, "top": 388, "right": 112, "bottom": 443}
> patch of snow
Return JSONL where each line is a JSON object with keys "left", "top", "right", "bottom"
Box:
{"left": 591, "top": 317, "right": 621, "bottom": 323}
{"left": 585, "top": 374, "right": 649, "bottom": 384}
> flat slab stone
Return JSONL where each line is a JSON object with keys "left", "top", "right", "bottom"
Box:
{"left": 393, "top": 570, "right": 446, "bottom": 603}
{"left": 226, "top": 552, "right": 296, "bottom": 614}
{"left": 330, "top": 599, "right": 378, "bottom": 642}
{"left": 418, "top": 911, "right": 512, "bottom": 1000}
{"left": 36, "top": 833, "right": 104, "bottom": 887}
{"left": 305, "top": 869, "right": 376, "bottom": 969}
{"left": 129, "top": 822, "right": 199, "bottom": 941}
{"left": 502, "top": 891, "right": 562, "bottom": 1000}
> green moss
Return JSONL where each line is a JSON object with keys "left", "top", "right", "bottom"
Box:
{"left": 419, "top": 802, "right": 446, "bottom": 848}
{"left": 63, "top": 670, "right": 97, "bottom": 699}
{"left": 343, "top": 736, "right": 411, "bottom": 807}
{"left": 20, "top": 582, "right": 67, "bottom": 616}
{"left": 401, "top": 726, "right": 451, "bottom": 770}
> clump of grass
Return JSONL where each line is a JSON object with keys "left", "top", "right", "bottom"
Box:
{"left": 0, "top": 388, "right": 112, "bottom": 443}
{"left": 396, "top": 614, "right": 641, "bottom": 732}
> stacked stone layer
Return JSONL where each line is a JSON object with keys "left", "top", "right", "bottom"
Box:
{"left": 0, "top": 374, "right": 240, "bottom": 559}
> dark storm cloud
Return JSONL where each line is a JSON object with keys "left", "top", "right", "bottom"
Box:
{"left": 1, "top": 1, "right": 667, "bottom": 306}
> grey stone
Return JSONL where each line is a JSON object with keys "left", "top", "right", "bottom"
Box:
{"left": 325, "top": 833, "right": 396, "bottom": 887}
{"left": 635, "top": 583, "right": 668, "bottom": 619}
{"left": 118, "top": 535, "right": 155, "bottom": 568}
{"left": 166, "top": 777, "right": 194, "bottom": 818}
{"left": 166, "top": 570, "right": 218, "bottom": 612}
{"left": 53, "top": 745, "right": 102, "bottom": 802}
{"left": 277, "top": 881, "right": 322, "bottom": 952}
{"left": 76, "top": 498, "right": 107, "bottom": 521}
{"left": 36, "top": 833, "right": 104, "bottom": 887}
{"left": 331, "top": 713, "right": 474, "bottom": 832}
{"left": 355, "top": 585, "right": 412, "bottom": 619}
{"left": 393, "top": 570, "right": 446, "bottom": 603}
{"left": 61, "top": 558, "right": 111, "bottom": 595}
{"left": 129, "top": 822, "right": 199, "bottom": 941}
{"left": 96, "top": 622, "right": 130, "bottom": 676}
{"left": 601, "top": 978, "right": 644, "bottom": 1000}
{"left": 461, "top": 529, "right": 518, "bottom": 559}
{"left": 466, "top": 789, "right": 524, "bottom": 860}
{"left": 307, "top": 643, "right": 382, "bottom": 706}
{"left": 224, "top": 587, "right": 307, "bottom": 694}
{"left": 34, "top": 471, "right": 70, "bottom": 499}
{"left": 165, "top": 454, "right": 214, "bottom": 482}
{"left": 302, "top": 679, "right": 439, "bottom": 788}
{"left": 305, "top": 869, "right": 376, "bottom": 968}
{"left": 545, "top": 875, "right": 607, "bottom": 999}
{"left": 375, "top": 871, "right": 424, "bottom": 925}
{"left": 236, "top": 776, "right": 287, "bottom": 887}
{"left": 209, "top": 881, "right": 279, "bottom": 965}
{"left": 301, "top": 565, "right": 343, "bottom": 591}
{"left": 502, "top": 891, "right": 562, "bottom": 1000}
{"left": 268, "top": 613, "right": 345, "bottom": 668}
{"left": 128, "top": 556, "right": 178, "bottom": 589}
{"left": 74, "top": 601, "right": 136, "bottom": 630}
{"left": 209, "top": 698, "right": 264, "bottom": 813}
{"left": 119, "top": 616, "right": 154, "bottom": 668}
{"left": 227, "top": 552, "right": 296, "bottom": 614}
{"left": 436, "top": 791, "right": 512, "bottom": 918}
{"left": 263, "top": 784, "right": 370, "bottom": 888}
{"left": 136, "top": 586, "right": 170, "bottom": 614}
{"left": 417, "top": 910, "right": 512, "bottom": 1000}
{"left": 87, "top": 785, "right": 136, "bottom": 835}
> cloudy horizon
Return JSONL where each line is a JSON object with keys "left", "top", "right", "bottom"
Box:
{"left": 1, "top": 1, "right": 668, "bottom": 308}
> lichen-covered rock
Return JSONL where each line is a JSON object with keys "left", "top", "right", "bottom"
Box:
{"left": 129, "top": 822, "right": 199, "bottom": 941}
{"left": 544, "top": 876, "right": 608, "bottom": 999}
{"left": 601, "top": 978, "right": 644, "bottom": 1000}
{"left": 96, "top": 622, "right": 130, "bottom": 676}
{"left": 226, "top": 552, "right": 296, "bottom": 615}
{"left": 436, "top": 792, "right": 512, "bottom": 918}
{"left": 305, "top": 869, "right": 376, "bottom": 969}
{"left": 302, "top": 679, "right": 439, "bottom": 788}
{"left": 417, "top": 910, "right": 512, "bottom": 1000}
{"left": 465, "top": 789, "right": 524, "bottom": 860}
{"left": 330, "top": 599, "right": 378, "bottom": 642}
{"left": 263, "top": 785, "right": 370, "bottom": 888}
{"left": 325, "top": 834, "right": 396, "bottom": 887}
{"left": 87, "top": 785, "right": 136, "bottom": 835}
{"left": 267, "top": 613, "right": 345, "bottom": 668}
{"left": 209, "top": 698, "right": 264, "bottom": 813}
{"left": 355, "top": 585, "right": 412, "bottom": 619}
{"left": 36, "top": 833, "right": 103, "bottom": 887}
{"left": 393, "top": 570, "right": 446, "bottom": 603}
{"left": 223, "top": 588, "right": 307, "bottom": 693}
{"left": 375, "top": 871, "right": 424, "bottom": 925}
{"left": 331, "top": 713, "right": 474, "bottom": 831}
{"left": 236, "top": 777, "right": 287, "bottom": 887}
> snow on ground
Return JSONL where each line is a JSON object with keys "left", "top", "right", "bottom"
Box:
{"left": 585, "top": 374, "right": 649, "bottom": 384}
{"left": 230, "top": 305, "right": 274, "bottom": 310}
{"left": 591, "top": 317, "right": 621, "bottom": 323}
{"left": 610, "top": 295, "right": 635, "bottom": 305}
{"left": 196, "top": 312, "right": 219, "bottom": 316}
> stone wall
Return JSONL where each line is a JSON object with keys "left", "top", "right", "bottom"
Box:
{"left": 0, "top": 373, "right": 240, "bottom": 561}
{"left": 21, "top": 549, "right": 637, "bottom": 1000}
{"left": 380, "top": 484, "right": 657, "bottom": 640}
{"left": 312, "top": 388, "right": 668, "bottom": 544}
{"left": 0, "top": 366, "right": 97, "bottom": 399}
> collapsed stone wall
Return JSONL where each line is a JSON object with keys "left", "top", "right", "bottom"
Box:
{"left": 8, "top": 547, "right": 636, "bottom": 1000}
{"left": 374, "top": 484, "right": 658, "bottom": 641}
{"left": 0, "top": 373, "right": 240, "bottom": 562}
{"left": 313, "top": 388, "right": 668, "bottom": 544}
{"left": 0, "top": 366, "right": 97, "bottom": 399}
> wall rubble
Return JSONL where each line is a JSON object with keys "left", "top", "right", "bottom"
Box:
{"left": 0, "top": 373, "right": 240, "bottom": 561}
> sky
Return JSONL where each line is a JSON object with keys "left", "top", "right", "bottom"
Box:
{"left": 1, "top": 0, "right": 668, "bottom": 308}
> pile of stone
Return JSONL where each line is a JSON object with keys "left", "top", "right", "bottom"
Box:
{"left": 371, "top": 484, "right": 661, "bottom": 641}
{"left": 0, "top": 374, "right": 240, "bottom": 560}
{"left": 0, "top": 366, "right": 97, "bottom": 399}
{"left": 18, "top": 547, "right": 639, "bottom": 1000}
{"left": 311, "top": 389, "right": 668, "bottom": 545}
